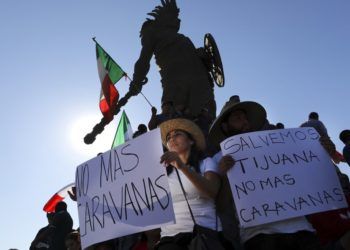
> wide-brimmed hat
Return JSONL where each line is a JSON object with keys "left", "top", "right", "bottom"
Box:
{"left": 209, "top": 96, "right": 267, "bottom": 147}
{"left": 340, "top": 130, "right": 350, "bottom": 144}
{"left": 159, "top": 118, "right": 206, "bottom": 151}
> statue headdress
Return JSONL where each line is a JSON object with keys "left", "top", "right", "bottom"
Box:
{"left": 141, "top": 0, "right": 180, "bottom": 36}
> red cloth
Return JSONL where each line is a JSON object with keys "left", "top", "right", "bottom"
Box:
{"left": 307, "top": 194, "right": 350, "bottom": 245}
{"left": 332, "top": 151, "right": 345, "bottom": 164}
{"left": 132, "top": 240, "right": 148, "bottom": 250}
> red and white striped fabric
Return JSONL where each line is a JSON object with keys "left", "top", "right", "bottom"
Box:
{"left": 43, "top": 183, "right": 75, "bottom": 212}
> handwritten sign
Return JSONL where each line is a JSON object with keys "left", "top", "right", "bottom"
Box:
{"left": 221, "top": 127, "right": 347, "bottom": 228}
{"left": 76, "top": 129, "right": 175, "bottom": 249}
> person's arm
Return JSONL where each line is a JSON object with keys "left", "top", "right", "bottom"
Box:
{"left": 160, "top": 152, "right": 221, "bottom": 200}
{"left": 148, "top": 107, "right": 158, "bottom": 130}
{"left": 344, "top": 147, "right": 350, "bottom": 166}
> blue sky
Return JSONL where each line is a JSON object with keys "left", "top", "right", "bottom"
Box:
{"left": 0, "top": 1, "right": 349, "bottom": 249}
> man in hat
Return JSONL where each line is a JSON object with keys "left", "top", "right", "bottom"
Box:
{"left": 209, "top": 96, "right": 321, "bottom": 250}
{"left": 340, "top": 130, "right": 350, "bottom": 166}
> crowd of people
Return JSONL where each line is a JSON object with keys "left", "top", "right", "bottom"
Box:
{"left": 31, "top": 95, "right": 350, "bottom": 250}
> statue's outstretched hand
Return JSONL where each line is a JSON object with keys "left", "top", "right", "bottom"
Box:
{"left": 129, "top": 81, "right": 142, "bottom": 96}
{"left": 129, "top": 78, "right": 148, "bottom": 96}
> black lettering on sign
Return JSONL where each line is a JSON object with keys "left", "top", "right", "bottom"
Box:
{"left": 102, "top": 193, "right": 116, "bottom": 225}
{"left": 323, "top": 190, "right": 335, "bottom": 204}
{"left": 309, "top": 150, "right": 320, "bottom": 162}
{"left": 280, "top": 130, "right": 296, "bottom": 143}
{"left": 307, "top": 192, "right": 324, "bottom": 206}
{"left": 108, "top": 190, "right": 123, "bottom": 220}
{"left": 307, "top": 128, "right": 320, "bottom": 140}
{"left": 333, "top": 187, "right": 344, "bottom": 202}
{"left": 113, "top": 149, "right": 124, "bottom": 178}
{"left": 239, "top": 208, "right": 252, "bottom": 222}
{"left": 76, "top": 164, "right": 89, "bottom": 197}
{"left": 269, "top": 132, "right": 285, "bottom": 144}
{"left": 235, "top": 157, "right": 249, "bottom": 174}
{"left": 100, "top": 152, "right": 113, "bottom": 187}
{"left": 155, "top": 174, "right": 170, "bottom": 210}
{"left": 91, "top": 196, "right": 103, "bottom": 229}
{"left": 120, "top": 144, "right": 139, "bottom": 172}
{"left": 131, "top": 180, "right": 150, "bottom": 215}
{"left": 83, "top": 201, "right": 92, "bottom": 235}
{"left": 124, "top": 184, "right": 139, "bottom": 220}
{"left": 223, "top": 138, "right": 241, "bottom": 154}
{"left": 248, "top": 136, "right": 263, "bottom": 149}
{"left": 295, "top": 130, "right": 307, "bottom": 140}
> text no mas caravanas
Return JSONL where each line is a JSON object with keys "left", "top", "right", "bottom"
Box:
{"left": 75, "top": 144, "right": 171, "bottom": 237}
{"left": 238, "top": 187, "right": 343, "bottom": 224}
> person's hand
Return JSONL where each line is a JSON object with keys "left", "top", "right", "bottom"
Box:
{"left": 319, "top": 136, "right": 336, "bottom": 157}
{"left": 151, "top": 106, "right": 157, "bottom": 115}
{"left": 68, "top": 186, "right": 77, "bottom": 201}
{"left": 219, "top": 155, "right": 235, "bottom": 174}
{"left": 160, "top": 151, "right": 186, "bottom": 170}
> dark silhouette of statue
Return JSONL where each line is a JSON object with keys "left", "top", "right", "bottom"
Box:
{"left": 84, "top": 0, "right": 224, "bottom": 144}
{"left": 129, "top": 0, "right": 217, "bottom": 120}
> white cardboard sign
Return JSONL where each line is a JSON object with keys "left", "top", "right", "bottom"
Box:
{"left": 76, "top": 129, "right": 175, "bottom": 249}
{"left": 220, "top": 127, "right": 347, "bottom": 228}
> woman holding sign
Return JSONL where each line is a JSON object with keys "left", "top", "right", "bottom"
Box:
{"left": 157, "top": 118, "right": 228, "bottom": 250}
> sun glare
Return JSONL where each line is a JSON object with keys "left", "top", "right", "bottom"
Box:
{"left": 69, "top": 114, "right": 117, "bottom": 157}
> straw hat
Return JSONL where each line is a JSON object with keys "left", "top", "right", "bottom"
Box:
{"left": 209, "top": 96, "right": 267, "bottom": 147}
{"left": 159, "top": 118, "right": 206, "bottom": 151}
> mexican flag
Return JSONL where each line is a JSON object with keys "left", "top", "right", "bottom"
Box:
{"left": 43, "top": 183, "right": 75, "bottom": 212}
{"left": 111, "top": 110, "right": 133, "bottom": 148}
{"left": 95, "top": 41, "right": 126, "bottom": 121}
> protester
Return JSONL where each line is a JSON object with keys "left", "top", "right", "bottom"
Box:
{"left": 148, "top": 101, "right": 179, "bottom": 130}
{"left": 300, "top": 112, "right": 328, "bottom": 137}
{"left": 133, "top": 124, "right": 148, "bottom": 138}
{"left": 276, "top": 122, "right": 285, "bottom": 129}
{"left": 50, "top": 201, "right": 74, "bottom": 250}
{"left": 30, "top": 212, "right": 55, "bottom": 250}
{"left": 300, "top": 111, "right": 344, "bottom": 164}
{"left": 65, "top": 231, "right": 81, "bottom": 250}
{"left": 209, "top": 96, "right": 322, "bottom": 250}
{"left": 157, "top": 118, "right": 225, "bottom": 249}
{"left": 340, "top": 130, "right": 350, "bottom": 166}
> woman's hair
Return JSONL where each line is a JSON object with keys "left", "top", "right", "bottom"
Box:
{"left": 166, "top": 130, "right": 203, "bottom": 175}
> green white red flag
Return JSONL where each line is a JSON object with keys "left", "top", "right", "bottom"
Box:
{"left": 43, "top": 183, "right": 75, "bottom": 212}
{"left": 95, "top": 41, "right": 126, "bottom": 121}
{"left": 111, "top": 110, "right": 133, "bottom": 148}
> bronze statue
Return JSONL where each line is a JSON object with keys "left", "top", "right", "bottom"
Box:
{"left": 84, "top": 0, "right": 225, "bottom": 144}
{"left": 129, "top": 0, "right": 223, "bottom": 121}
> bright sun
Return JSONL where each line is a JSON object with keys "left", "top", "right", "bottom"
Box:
{"left": 69, "top": 114, "right": 117, "bottom": 157}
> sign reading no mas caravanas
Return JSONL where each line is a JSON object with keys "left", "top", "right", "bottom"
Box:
{"left": 221, "top": 127, "right": 347, "bottom": 228}
{"left": 76, "top": 129, "right": 175, "bottom": 249}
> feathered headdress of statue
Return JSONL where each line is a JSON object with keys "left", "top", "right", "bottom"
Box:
{"left": 141, "top": 0, "right": 180, "bottom": 36}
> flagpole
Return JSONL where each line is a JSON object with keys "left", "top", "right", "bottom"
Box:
{"left": 93, "top": 37, "right": 153, "bottom": 108}
{"left": 125, "top": 75, "right": 153, "bottom": 108}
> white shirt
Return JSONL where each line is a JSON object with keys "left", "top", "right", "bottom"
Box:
{"left": 161, "top": 157, "right": 222, "bottom": 237}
